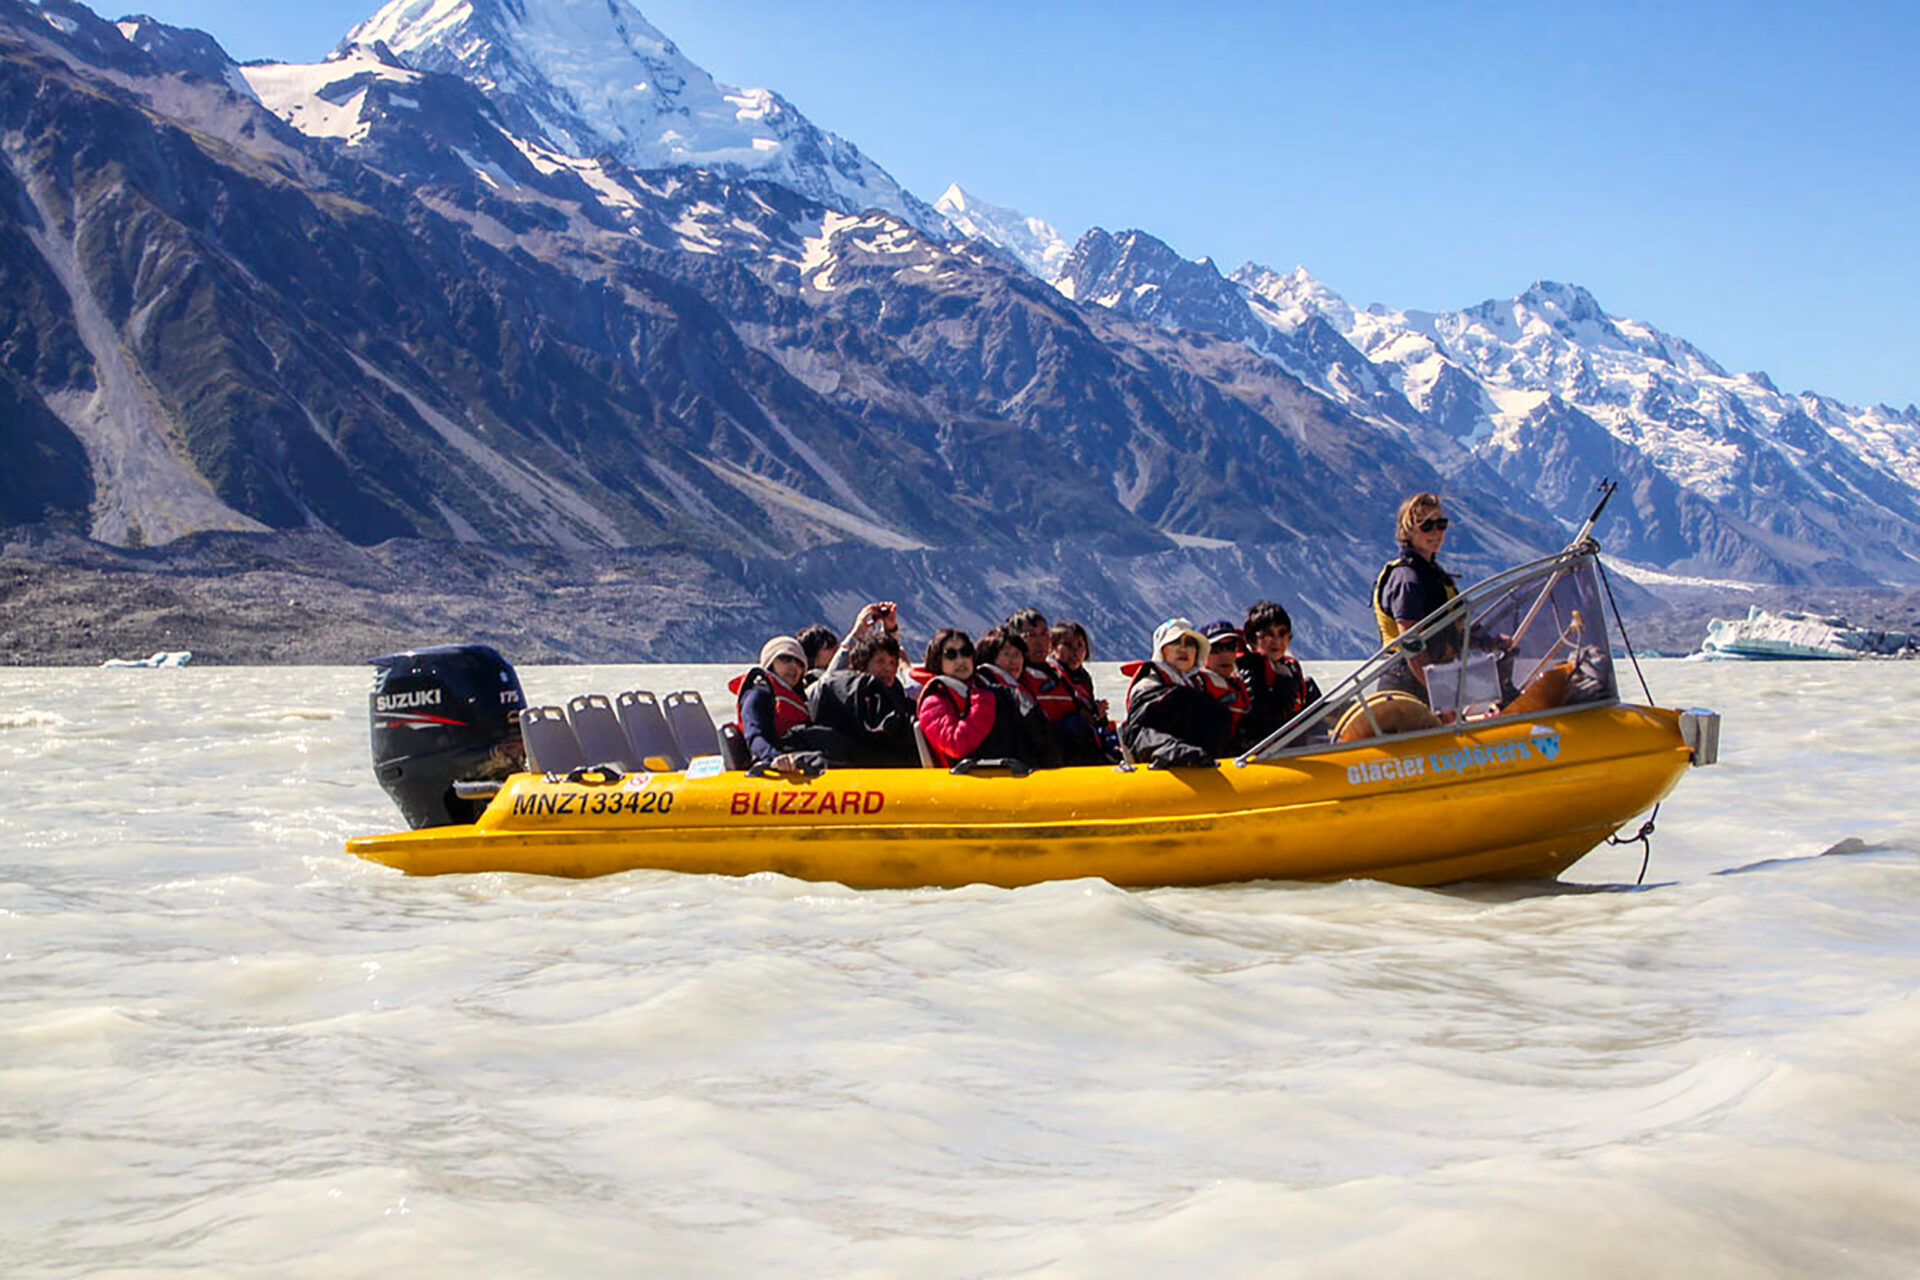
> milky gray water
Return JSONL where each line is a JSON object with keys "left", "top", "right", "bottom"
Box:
{"left": 4, "top": 658, "right": 1917, "bottom": 1277}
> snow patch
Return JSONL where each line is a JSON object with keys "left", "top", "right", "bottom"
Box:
{"left": 1607, "top": 560, "right": 1762, "bottom": 592}
{"left": 935, "top": 183, "right": 1074, "bottom": 280}
{"left": 346, "top": 0, "right": 938, "bottom": 230}
{"left": 240, "top": 52, "right": 421, "bottom": 145}
{"left": 796, "top": 210, "right": 859, "bottom": 281}
{"left": 452, "top": 147, "right": 517, "bottom": 190}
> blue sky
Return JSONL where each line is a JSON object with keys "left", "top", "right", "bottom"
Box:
{"left": 127, "top": 0, "right": 1919, "bottom": 408}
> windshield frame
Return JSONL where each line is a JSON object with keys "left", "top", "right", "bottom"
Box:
{"left": 1235, "top": 542, "right": 1620, "bottom": 764}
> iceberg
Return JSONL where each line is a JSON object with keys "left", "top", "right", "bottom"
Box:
{"left": 101, "top": 651, "right": 193, "bottom": 668}
{"left": 1697, "top": 608, "right": 1913, "bottom": 661}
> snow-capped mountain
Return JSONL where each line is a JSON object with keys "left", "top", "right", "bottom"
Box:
{"left": 1031, "top": 212, "right": 1920, "bottom": 581}
{"left": 1232, "top": 269, "right": 1920, "bottom": 572}
{"left": 1301, "top": 277, "right": 1920, "bottom": 497}
{"left": 244, "top": 0, "right": 944, "bottom": 232}
{"left": 5, "top": 0, "right": 1502, "bottom": 657}
{"left": 933, "top": 183, "right": 1072, "bottom": 281}
{"left": 10, "top": 0, "right": 1920, "bottom": 664}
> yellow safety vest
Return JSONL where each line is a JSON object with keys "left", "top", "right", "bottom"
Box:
{"left": 1373, "top": 554, "right": 1458, "bottom": 649}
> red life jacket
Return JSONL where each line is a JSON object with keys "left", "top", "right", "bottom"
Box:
{"left": 975, "top": 662, "right": 1032, "bottom": 706}
{"left": 1195, "top": 667, "right": 1252, "bottom": 730}
{"left": 1057, "top": 662, "right": 1107, "bottom": 724}
{"left": 1248, "top": 653, "right": 1312, "bottom": 715}
{"left": 729, "top": 666, "right": 809, "bottom": 737}
{"left": 1121, "top": 659, "right": 1193, "bottom": 715}
{"left": 1278, "top": 654, "right": 1311, "bottom": 715}
{"left": 1022, "top": 658, "right": 1081, "bottom": 723}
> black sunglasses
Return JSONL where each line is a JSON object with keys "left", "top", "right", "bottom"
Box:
{"left": 941, "top": 646, "right": 973, "bottom": 660}
{"left": 1171, "top": 636, "right": 1201, "bottom": 650}
{"left": 1418, "top": 517, "right": 1450, "bottom": 532}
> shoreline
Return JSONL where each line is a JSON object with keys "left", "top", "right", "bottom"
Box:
{"left": 7, "top": 528, "right": 1918, "bottom": 667}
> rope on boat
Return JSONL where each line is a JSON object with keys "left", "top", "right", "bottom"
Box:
{"left": 1606, "top": 802, "right": 1660, "bottom": 885}
{"left": 1595, "top": 556, "right": 1655, "bottom": 706}
{"left": 1586, "top": 480, "right": 1658, "bottom": 887}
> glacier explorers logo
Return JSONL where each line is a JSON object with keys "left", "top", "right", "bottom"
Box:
{"left": 1345, "top": 724, "right": 1563, "bottom": 787}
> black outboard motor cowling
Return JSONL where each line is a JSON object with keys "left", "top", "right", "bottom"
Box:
{"left": 369, "top": 644, "right": 525, "bottom": 829}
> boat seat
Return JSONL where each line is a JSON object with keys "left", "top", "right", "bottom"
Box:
{"left": 1502, "top": 662, "right": 1573, "bottom": 716}
{"left": 616, "top": 690, "right": 687, "bottom": 771}
{"left": 568, "top": 694, "right": 639, "bottom": 771}
{"left": 519, "top": 705, "right": 587, "bottom": 774}
{"left": 911, "top": 720, "right": 939, "bottom": 769}
{"left": 717, "top": 723, "right": 752, "bottom": 772}
{"left": 664, "top": 690, "right": 721, "bottom": 762}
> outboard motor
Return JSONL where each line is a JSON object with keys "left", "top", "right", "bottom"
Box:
{"left": 369, "top": 644, "right": 525, "bottom": 829}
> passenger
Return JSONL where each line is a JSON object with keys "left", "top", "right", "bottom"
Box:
{"left": 826, "top": 601, "right": 901, "bottom": 674}
{"left": 1004, "top": 608, "right": 1063, "bottom": 703}
{"left": 914, "top": 629, "right": 1034, "bottom": 769}
{"left": 808, "top": 633, "right": 917, "bottom": 767}
{"left": 1194, "top": 619, "right": 1254, "bottom": 750}
{"left": 1372, "top": 491, "right": 1460, "bottom": 690}
{"left": 730, "top": 636, "right": 853, "bottom": 773}
{"left": 973, "top": 628, "right": 1062, "bottom": 768}
{"left": 1049, "top": 620, "right": 1106, "bottom": 718}
{"left": 795, "top": 623, "right": 839, "bottom": 689}
{"left": 1120, "top": 618, "right": 1232, "bottom": 768}
{"left": 1049, "top": 619, "right": 1119, "bottom": 763}
{"left": 1236, "top": 601, "right": 1322, "bottom": 749}
{"left": 1005, "top": 608, "right": 1103, "bottom": 761}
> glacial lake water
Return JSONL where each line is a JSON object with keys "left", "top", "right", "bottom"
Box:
{"left": 4, "top": 658, "right": 1918, "bottom": 1277}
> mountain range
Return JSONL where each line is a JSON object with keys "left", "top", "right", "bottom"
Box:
{"left": 3, "top": 0, "right": 1917, "bottom": 661}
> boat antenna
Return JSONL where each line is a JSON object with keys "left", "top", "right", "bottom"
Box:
{"left": 1569, "top": 477, "right": 1618, "bottom": 552}
{"left": 1509, "top": 478, "right": 1619, "bottom": 653}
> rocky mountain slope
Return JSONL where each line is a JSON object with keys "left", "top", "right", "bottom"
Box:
{"left": 3, "top": 0, "right": 1914, "bottom": 663}
{"left": 1048, "top": 229, "right": 1920, "bottom": 586}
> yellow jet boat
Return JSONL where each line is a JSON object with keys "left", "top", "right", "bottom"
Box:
{"left": 347, "top": 537, "right": 1719, "bottom": 888}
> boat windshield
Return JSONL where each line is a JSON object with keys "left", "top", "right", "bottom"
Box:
{"left": 1241, "top": 546, "right": 1621, "bottom": 761}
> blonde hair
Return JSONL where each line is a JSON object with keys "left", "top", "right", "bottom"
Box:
{"left": 1395, "top": 492, "right": 1444, "bottom": 547}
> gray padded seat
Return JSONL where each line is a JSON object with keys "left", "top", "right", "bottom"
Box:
{"left": 717, "top": 723, "right": 752, "bottom": 772}
{"left": 663, "top": 690, "right": 722, "bottom": 762}
{"left": 912, "top": 719, "right": 939, "bottom": 769}
{"left": 519, "top": 705, "right": 586, "bottom": 774}
{"left": 615, "top": 690, "right": 686, "bottom": 771}
{"left": 567, "top": 693, "right": 637, "bottom": 771}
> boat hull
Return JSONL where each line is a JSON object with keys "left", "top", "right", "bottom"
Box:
{"left": 346, "top": 704, "right": 1697, "bottom": 888}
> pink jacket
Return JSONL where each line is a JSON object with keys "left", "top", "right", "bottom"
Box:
{"left": 913, "top": 670, "right": 998, "bottom": 766}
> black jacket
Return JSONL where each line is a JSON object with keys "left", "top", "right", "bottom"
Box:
{"left": 808, "top": 669, "right": 917, "bottom": 766}
{"left": 1235, "top": 653, "right": 1321, "bottom": 751}
{"left": 974, "top": 671, "right": 1061, "bottom": 769}
{"left": 1121, "top": 663, "right": 1232, "bottom": 766}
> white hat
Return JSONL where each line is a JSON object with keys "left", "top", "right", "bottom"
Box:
{"left": 1151, "top": 617, "right": 1210, "bottom": 664}
{"left": 759, "top": 636, "right": 806, "bottom": 669}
